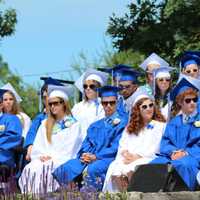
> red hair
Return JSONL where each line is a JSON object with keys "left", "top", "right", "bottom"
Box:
{"left": 127, "top": 98, "right": 166, "bottom": 135}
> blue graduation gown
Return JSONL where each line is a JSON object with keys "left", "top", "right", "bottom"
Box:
{"left": 24, "top": 112, "right": 46, "bottom": 148}
{"left": 117, "top": 96, "right": 128, "bottom": 116}
{"left": 0, "top": 113, "right": 22, "bottom": 167}
{"left": 151, "top": 114, "right": 200, "bottom": 190}
{"left": 53, "top": 112, "right": 128, "bottom": 189}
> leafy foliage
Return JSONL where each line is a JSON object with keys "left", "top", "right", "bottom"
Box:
{"left": 0, "top": 56, "right": 39, "bottom": 118}
{"left": 0, "top": 1, "right": 17, "bottom": 38}
{"left": 107, "top": 0, "right": 200, "bottom": 65}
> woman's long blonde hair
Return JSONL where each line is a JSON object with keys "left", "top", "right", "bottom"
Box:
{"left": 45, "top": 97, "right": 71, "bottom": 143}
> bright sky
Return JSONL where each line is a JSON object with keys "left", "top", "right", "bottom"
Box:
{"left": 1, "top": 0, "right": 132, "bottom": 87}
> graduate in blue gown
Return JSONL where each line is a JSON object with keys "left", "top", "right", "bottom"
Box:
{"left": 151, "top": 77, "right": 200, "bottom": 190}
{"left": 52, "top": 86, "right": 128, "bottom": 190}
{"left": 0, "top": 89, "right": 22, "bottom": 167}
{"left": 98, "top": 64, "right": 141, "bottom": 115}
{"left": 24, "top": 77, "right": 64, "bottom": 161}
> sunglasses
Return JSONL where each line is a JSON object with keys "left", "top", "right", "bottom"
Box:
{"left": 185, "top": 69, "right": 198, "bottom": 74}
{"left": 157, "top": 78, "right": 171, "bottom": 82}
{"left": 184, "top": 97, "right": 198, "bottom": 104}
{"left": 101, "top": 100, "right": 116, "bottom": 107}
{"left": 48, "top": 100, "right": 63, "bottom": 107}
{"left": 83, "top": 84, "right": 98, "bottom": 90}
{"left": 140, "top": 103, "right": 154, "bottom": 110}
{"left": 119, "top": 84, "right": 133, "bottom": 90}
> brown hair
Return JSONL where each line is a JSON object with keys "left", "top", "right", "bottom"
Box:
{"left": 45, "top": 97, "right": 71, "bottom": 143}
{"left": 3, "top": 91, "right": 21, "bottom": 114}
{"left": 171, "top": 88, "right": 198, "bottom": 117}
{"left": 3, "top": 91, "right": 25, "bottom": 127}
{"left": 83, "top": 80, "right": 101, "bottom": 101}
{"left": 127, "top": 98, "right": 166, "bottom": 135}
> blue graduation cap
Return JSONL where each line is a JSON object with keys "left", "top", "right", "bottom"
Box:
{"left": 0, "top": 89, "right": 8, "bottom": 100}
{"left": 98, "top": 86, "right": 121, "bottom": 97}
{"left": 118, "top": 68, "right": 141, "bottom": 83}
{"left": 41, "top": 77, "right": 64, "bottom": 87}
{"left": 139, "top": 53, "right": 169, "bottom": 71}
{"left": 98, "top": 64, "right": 132, "bottom": 78}
{"left": 179, "top": 53, "right": 200, "bottom": 69}
{"left": 170, "top": 77, "right": 200, "bottom": 102}
{"left": 185, "top": 51, "right": 200, "bottom": 58}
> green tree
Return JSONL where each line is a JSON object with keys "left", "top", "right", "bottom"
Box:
{"left": 0, "top": 0, "right": 17, "bottom": 38}
{"left": 0, "top": 1, "right": 38, "bottom": 118}
{"left": 0, "top": 56, "right": 39, "bottom": 118}
{"left": 107, "top": 0, "right": 200, "bottom": 65}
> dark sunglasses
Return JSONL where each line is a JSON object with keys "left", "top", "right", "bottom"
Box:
{"left": 83, "top": 84, "right": 98, "bottom": 90}
{"left": 184, "top": 97, "right": 198, "bottom": 104}
{"left": 157, "top": 78, "right": 171, "bottom": 82}
{"left": 101, "top": 100, "right": 116, "bottom": 107}
{"left": 140, "top": 103, "right": 154, "bottom": 110}
{"left": 185, "top": 69, "right": 198, "bottom": 74}
{"left": 119, "top": 84, "right": 133, "bottom": 90}
{"left": 48, "top": 100, "right": 63, "bottom": 107}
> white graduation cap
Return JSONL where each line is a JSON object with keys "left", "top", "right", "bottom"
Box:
{"left": 128, "top": 87, "right": 154, "bottom": 109}
{"left": 152, "top": 66, "right": 175, "bottom": 97}
{"left": 139, "top": 53, "right": 169, "bottom": 71}
{"left": 1, "top": 83, "right": 22, "bottom": 103}
{"left": 48, "top": 85, "right": 74, "bottom": 101}
{"left": 74, "top": 69, "right": 109, "bottom": 93}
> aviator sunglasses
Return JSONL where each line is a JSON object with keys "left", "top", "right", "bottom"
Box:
{"left": 48, "top": 100, "right": 63, "bottom": 107}
{"left": 140, "top": 102, "right": 154, "bottom": 110}
{"left": 184, "top": 97, "right": 198, "bottom": 104}
{"left": 83, "top": 84, "right": 98, "bottom": 90}
{"left": 101, "top": 100, "right": 116, "bottom": 107}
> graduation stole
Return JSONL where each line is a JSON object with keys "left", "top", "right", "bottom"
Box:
{"left": 52, "top": 115, "right": 76, "bottom": 134}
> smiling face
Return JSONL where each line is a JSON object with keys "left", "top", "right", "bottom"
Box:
{"left": 139, "top": 98, "right": 154, "bottom": 123}
{"left": 156, "top": 76, "right": 171, "bottom": 94}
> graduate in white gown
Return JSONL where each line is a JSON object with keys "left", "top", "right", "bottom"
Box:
{"left": 72, "top": 69, "right": 108, "bottom": 139}
{"left": 19, "top": 85, "right": 83, "bottom": 194}
{"left": 152, "top": 66, "right": 174, "bottom": 120}
{"left": 1, "top": 83, "right": 31, "bottom": 139}
{"left": 103, "top": 90, "right": 166, "bottom": 192}
{"left": 139, "top": 53, "right": 169, "bottom": 96}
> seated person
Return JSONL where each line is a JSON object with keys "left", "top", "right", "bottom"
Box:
{"left": 151, "top": 77, "right": 200, "bottom": 191}
{"left": 18, "top": 85, "right": 84, "bottom": 194}
{"left": 52, "top": 86, "right": 128, "bottom": 191}
{"left": 103, "top": 89, "right": 166, "bottom": 192}
{"left": 24, "top": 77, "right": 64, "bottom": 161}
{"left": 0, "top": 89, "right": 22, "bottom": 180}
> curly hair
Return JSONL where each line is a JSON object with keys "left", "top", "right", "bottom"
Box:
{"left": 171, "top": 88, "right": 198, "bottom": 117}
{"left": 127, "top": 98, "right": 166, "bottom": 135}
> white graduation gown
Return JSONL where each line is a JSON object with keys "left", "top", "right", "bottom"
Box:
{"left": 17, "top": 112, "right": 32, "bottom": 139}
{"left": 18, "top": 119, "right": 83, "bottom": 194}
{"left": 72, "top": 99, "right": 105, "bottom": 139}
{"left": 103, "top": 120, "right": 166, "bottom": 192}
